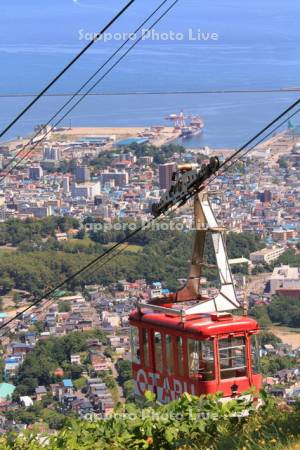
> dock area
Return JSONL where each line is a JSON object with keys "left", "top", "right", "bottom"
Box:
{"left": 51, "top": 126, "right": 181, "bottom": 147}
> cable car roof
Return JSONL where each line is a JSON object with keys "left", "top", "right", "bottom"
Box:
{"left": 129, "top": 310, "right": 259, "bottom": 337}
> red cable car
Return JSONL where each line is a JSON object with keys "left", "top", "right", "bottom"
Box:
{"left": 129, "top": 189, "right": 262, "bottom": 402}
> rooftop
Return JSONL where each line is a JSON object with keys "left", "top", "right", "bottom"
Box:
{"left": 0, "top": 383, "right": 15, "bottom": 399}
{"left": 130, "top": 310, "right": 259, "bottom": 337}
{"left": 270, "top": 265, "right": 300, "bottom": 280}
{"left": 35, "top": 386, "right": 47, "bottom": 394}
{"left": 250, "top": 246, "right": 283, "bottom": 256}
{"left": 63, "top": 379, "right": 73, "bottom": 388}
{"left": 116, "top": 137, "right": 149, "bottom": 147}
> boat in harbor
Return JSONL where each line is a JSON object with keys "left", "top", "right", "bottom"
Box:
{"left": 181, "top": 125, "right": 203, "bottom": 138}
{"left": 165, "top": 111, "right": 204, "bottom": 138}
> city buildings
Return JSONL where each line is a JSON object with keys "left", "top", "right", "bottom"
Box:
{"left": 269, "top": 265, "right": 300, "bottom": 297}
{"left": 0, "top": 126, "right": 297, "bottom": 236}
{"left": 75, "top": 165, "right": 91, "bottom": 183}
{"left": 29, "top": 165, "right": 43, "bottom": 181}
{"left": 158, "top": 162, "right": 176, "bottom": 189}
{"left": 250, "top": 246, "right": 285, "bottom": 265}
{"left": 101, "top": 171, "right": 129, "bottom": 188}
{"left": 71, "top": 182, "right": 101, "bottom": 200}
{"left": 43, "top": 146, "right": 61, "bottom": 161}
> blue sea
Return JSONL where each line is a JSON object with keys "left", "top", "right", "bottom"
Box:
{"left": 0, "top": 0, "right": 299, "bottom": 147}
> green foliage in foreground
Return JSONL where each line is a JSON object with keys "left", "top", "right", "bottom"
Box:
{"left": 1, "top": 392, "right": 300, "bottom": 450}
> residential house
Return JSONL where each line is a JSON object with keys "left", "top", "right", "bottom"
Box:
{"left": 12, "top": 343, "right": 33, "bottom": 355}
{"left": 70, "top": 354, "right": 81, "bottom": 365}
{"left": 77, "top": 320, "right": 93, "bottom": 332}
{"left": 276, "top": 369, "right": 297, "bottom": 383}
{"left": 101, "top": 398, "right": 115, "bottom": 416}
{"left": 4, "top": 356, "right": 22, "bottom": 380}
{"left": 90, "top": 353, "right": 110, "bottom": 372}
{"left": 87, "top": 339, "right": 102, "bottom": 353}
{"left": 50, "top": 383, "right": 62, "bottom": 401}
{"left": 35, "top": 386, "right": 47, "bottom": 401}
{"left": 20, "top": 396, "right": 34, "bottom": 408}
{"left": 62, "top": 379, "right": 74, "bottom": 395}
{"left": 102, "top": 312, "right": 120, "bottom": 329}
{"left": 23, "top": 332, "right": 37, "bottom": 346}
{"left": 107, "top": 335, "right": 121, "bottom": 349}
{"left": 55, "top": 232, "right": 68, "bottom": 241}
{"left": 0, "top": 383, "right": 15, "bottom": 401}
{"left": 63, "top": 394, "right": 78, "bottom": 410}
{"left": 71, "top": 398, "right": 93, "bottom": 415}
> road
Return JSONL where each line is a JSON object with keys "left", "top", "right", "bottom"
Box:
{"left": 111, "top": 362, "right": 125, "bottom": 403}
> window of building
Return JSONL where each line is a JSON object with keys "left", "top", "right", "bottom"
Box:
{"left": 250, "top": 335, "right": 260, "bottom": 375}
{"left": 142, "top": 328, "right": 149, "bottom": 367}
{"left": 219, "top": 336, "right": 247, "bottom": 379}
{"left": 176, "top": 336, "right": 184, "bottom": 376}
{"left": 154, "top": 331, "right": 163, "bottom": 372}
{"left": 188, "top": 339, "right": 215, "bottom": 380}
{"left": 165, "top": 335, "right": 174, "bottom": 374}
{"left": 131, "top": 327, "right": 140, "bottom": 364}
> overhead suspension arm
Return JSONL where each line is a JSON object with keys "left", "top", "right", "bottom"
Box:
{"left": 150, "top": 157, "right": 240, "bottom": 314}
{"left": 151, "top": 156, "right": 220, "bottom": 217}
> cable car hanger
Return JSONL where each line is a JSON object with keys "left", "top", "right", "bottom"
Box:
{"left": 138, "top": 158, "right": 240, "bottom": 320}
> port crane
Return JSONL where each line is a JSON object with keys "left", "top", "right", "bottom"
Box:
{"left": 165, "top": 111, "right": 204, "bottom": 137}
{"left": 165, "top": 111, "right": 187, "bottom": 128}
{"left": 129, "top": 157, "right": 261, "bottom": 402}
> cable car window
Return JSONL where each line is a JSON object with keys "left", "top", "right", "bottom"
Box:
{"left": 251, "top": 335, "right": 260, "bottom": 375}
{"left": 176, "top": 336, "right": 184, "bottom": 376}
{"left": 219, "top": 336, "right": 246, "bottom": 379}
{"left": 188, "top": 339, "right": 215, "bottom": 380}
{"left": 154, "top": 331, "right": 163, "bottom": 372}
{"left": 166, "top": 335, "right": 174, "bottom": 374}
{"left": 130, "top": 327, "right": 140, "bottom": 364}
{"left": 142, "top": 329, "right": 149, "bottom": 367}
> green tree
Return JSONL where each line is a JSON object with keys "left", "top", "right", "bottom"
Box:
{"left": 277, "top": 249, "right": 300, "bottom": 267}
{"left": 258, "top": 331, "right": 282, "bottom": 347}
{"left": 58, "top": 301, "right": 71, "bottom": 313}
{"left": 73, "top": 377, "right": 87, "bottom": 391}
{"left": 65, "top": 364, "right": 84, "bottom": 380}
{"left": 268, "top": 295, "right": 300, "bottom": 327}
{"left": 251, "top": 304, "right": 272, "bottom": 328}
{"left": 0, "top": 358, "right": 4, "bottom": 382}
{"left": 116, "top": 360, "right": 132, "bottom": 385}
{"left": 13, "top": 292, "right": 23, "bottom": 304}
{"left": 260, "top": 355, "right": 298, "bottom": 376}
{"left": 76, "top": 229, "right": 85, "bottom": 240}
{"left": 123, "top": 379, "right": 135, "bottom": 400}
{"left": 42, "top": 409, "right": 68, "bottom": 430}
{"left": 32, "top": 321, "right": 44, "bottom": 333}
{"left": 0, "top": 273, "right": 14, "bottom": 294}
{"left": 278, "top": 157, "right": 288, "bottom": 169}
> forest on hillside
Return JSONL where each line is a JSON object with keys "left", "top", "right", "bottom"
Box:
{"left": 0, "top": 217, "right": 262, "bottom": 296}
